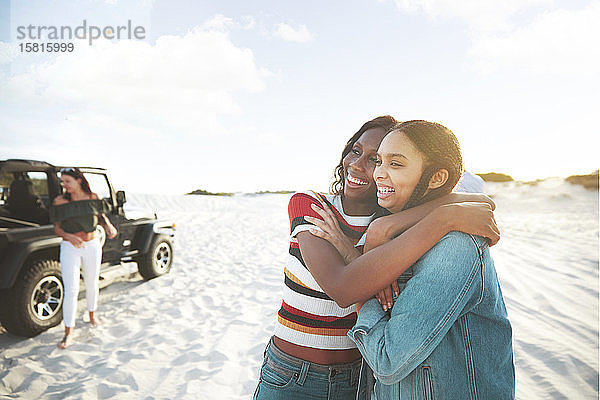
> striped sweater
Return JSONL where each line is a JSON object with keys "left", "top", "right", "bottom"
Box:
{"left": 273, "top": 191, "right": 375, "bottom": 350}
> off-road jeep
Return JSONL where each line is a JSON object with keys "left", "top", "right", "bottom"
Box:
{"left": 0, "top": 159, "right": 175, "bottom": 337}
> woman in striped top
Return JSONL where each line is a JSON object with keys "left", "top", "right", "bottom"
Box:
{"left": 253, "top": 116, "right": 499, "bottom": 400}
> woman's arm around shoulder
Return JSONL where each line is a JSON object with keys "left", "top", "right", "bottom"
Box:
{"left": 297, "top": 195, "right": 456, "bottom": 308}
{"left": 363, "top": 192, "right": 495, "bottom": 250}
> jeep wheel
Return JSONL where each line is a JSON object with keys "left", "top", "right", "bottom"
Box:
{"left": 138, "top": 235, "right": 173, "bottom": 280}
{"left": 0, "top": 260, "right": 64, "bottom": 337}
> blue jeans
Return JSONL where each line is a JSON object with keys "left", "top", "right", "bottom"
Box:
{"left": 253, "top": 337, "right": 362, "bottom": 400}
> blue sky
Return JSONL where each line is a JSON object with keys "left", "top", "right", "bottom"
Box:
{"left": 1, "top": 0, "right": 598, "bottom": 194}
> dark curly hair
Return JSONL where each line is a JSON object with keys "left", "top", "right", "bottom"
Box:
{"left": 389, "top": 120, "right": 464, "bottom": 210}
{"left": 330, "top": 115, "right": 398, "bottom": 195}
{"left": 60, "top": 167, "right": 92, "bottom": 201}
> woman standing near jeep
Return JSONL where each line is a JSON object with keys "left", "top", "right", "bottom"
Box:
{"left": 51, "top": 167, "right": 117, "bottom": 349}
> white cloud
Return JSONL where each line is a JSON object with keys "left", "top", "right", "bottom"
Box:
{"left": 2, "top": 29, "right": 264, "bottom": 132}
{"left": 202, "top": 14, "right": 255, "bottom": 31}
{"left": 104, "top": 0, "right": 155, "bottom": 8}
{"left": 2, "top": 27, "right": 264, "bottom": 121}
{"left": 0, "top": 24, "right": 267, "bottom": 193}
{"left": 273, "top": 23, "right": 314, "bottom": 43}
{"left": 0, "top": 42, "right": 19, "bottom": 65}
{"left": 468, "top": 3, "right": 600, "bottom": 75}
{"left": 390, "top": 0, "right": 600, "bottom": 76}
{"left": 391, "top": 0, "right": 551, "bottom": 33}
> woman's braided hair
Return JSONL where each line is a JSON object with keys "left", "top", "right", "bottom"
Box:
{"left": 390, "top": 120, "right": 464, "bottom": 210}
{"left": 330, "top": 115, "right": 398, "bottom": 195}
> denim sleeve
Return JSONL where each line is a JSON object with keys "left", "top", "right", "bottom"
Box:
{"left": 347, "top": 231, "right": 484, "bottom": 385}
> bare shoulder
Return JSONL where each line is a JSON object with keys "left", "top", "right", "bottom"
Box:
{"left": 90, "top": 193, "right": 99, "bottom": 200}
{"left": 53, "top": 195, "right": 68, "bottom": 205}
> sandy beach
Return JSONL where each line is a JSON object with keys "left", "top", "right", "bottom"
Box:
{"left": 0, "top": 178, "right": 598, "bottom": 399}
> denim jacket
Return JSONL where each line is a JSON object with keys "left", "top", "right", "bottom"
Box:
{"left": 348, "top": 231, "right": 515, "bottom": 400}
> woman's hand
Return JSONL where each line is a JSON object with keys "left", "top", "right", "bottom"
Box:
{"left": 106, "top": 225, "right": 118, "bottom": 240}
{"left": 437, "top": 202, "right": 500, "bottom": 246}
{"left": 66, "top": 234, "right": 85, "bottom": 248}
{"left": 100, "top": 214, "right": 118, "bottom": 239}
{"left": 304, "top": 203, "right": 361, "bottom": 264}
{"left": 375, "top": 281, "right": 400, "bottom": 311}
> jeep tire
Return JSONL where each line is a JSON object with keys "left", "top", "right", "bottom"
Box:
{"left": 137, "top": 235, "right": 173, "bottom": 280}
{"left": 0, "top": 260, "right": 64, "bottom": 337}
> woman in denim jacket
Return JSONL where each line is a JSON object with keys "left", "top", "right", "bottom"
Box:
{"left": 309, "top": 120, "right": 515, "bottom": 399}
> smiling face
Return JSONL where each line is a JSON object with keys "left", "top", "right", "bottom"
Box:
{"left": 342, "top": 127, "right": 388, "bottom": 208}
{"left": 60, "top": 174, "right": 82, "bottom": 194}
{"left": 374, "top": 130, "right": 427, "bottom": 213}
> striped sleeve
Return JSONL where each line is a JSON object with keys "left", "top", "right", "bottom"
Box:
{"left": 288, "top": 191, "right": 326, "bottom": 238}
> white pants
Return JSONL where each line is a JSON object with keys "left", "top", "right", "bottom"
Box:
{"left": 60, "top": 237, "right": 102, "bottom": 328}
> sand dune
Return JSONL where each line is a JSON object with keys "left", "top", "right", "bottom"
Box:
{"left": 1, "top": 179, "right": 598, "bottom": 399}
